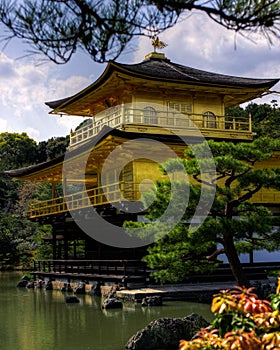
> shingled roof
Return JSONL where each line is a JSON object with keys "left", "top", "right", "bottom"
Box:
{"left": 45, "top": 55, "right": 279, "bottom": 113}
{"left": 5, "top": 126, "right": 192, "bottom": 180}
{"left": 115, "top": 57, "right": 278, "bottom": 88}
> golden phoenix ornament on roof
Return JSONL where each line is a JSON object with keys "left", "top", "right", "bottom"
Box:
{"left": 152, "top": 36, "right": 167, "bottom": 52}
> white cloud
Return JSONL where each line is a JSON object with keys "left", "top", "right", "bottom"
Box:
{"left": 25, "top": 127, "right": 40, "bottom": 140}
{"left": 134, "top": 12, "right": 280, "bottom": 78}
{"left": 0, "top": 52, "right": 94, "bottom": 141}
{"left": 0, "top": 117, "right": 8, "bottom": 132}
{"left": 133, "top": 12, "right": 280, "bottom": 106}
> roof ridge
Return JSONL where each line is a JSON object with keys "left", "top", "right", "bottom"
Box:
{"left": 162, "top": 60, "right": 200, "bottom": 81}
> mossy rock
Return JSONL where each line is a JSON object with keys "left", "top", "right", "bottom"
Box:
{"left": 126, "top": 313, "right": 209, "bottom": 350}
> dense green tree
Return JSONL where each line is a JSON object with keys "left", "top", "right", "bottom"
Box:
{"left": 37, "top": 136, "right": 69, "bottom": 163}
{"left": 13, "top": 181, "right": 53, "bottom": 265}
{"left": 226, "top": 102, "right": 280, "bottom": 138}
{"left": 245, "top": 102, "right": 274, "bottom": 123}
{"left": 132, "top": 137, "right": 280, "bottom": 286}
{"left": 0, "top": 132, "right": 55, "bottom": 268}
{"left": 0, "top": 132, "right": 37, "bottom": 212}
{"left": 0, "top": 1, "right": 279, "bottom": 63}
{"left": 253, "top": 104, "right": 280, "bottom": 138}
{"left": 0, "top": 132, "right": 37, "bottom": 170}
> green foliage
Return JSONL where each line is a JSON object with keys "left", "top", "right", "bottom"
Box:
{"left": 0, "top": 132, "right": 37, "bottom": 169}
{"left": 133, "top": 137, "right": 280, "bottom": 285}
{"left": 144, "top": 221, "right": 219, "bottom": 283}
{"left": 37, "top": 136, "right": 69, "bottom": 163}
{"left": 0, "top": 132, "right": 38, "bottom": 212}
{"left": 0, "top": 212, "right": 51, "bottom": 269}
{"left": 0, "top": 132, "right": 64, "bottom": 269}
{"left": 226, "top": 102, "right": 280, "bottom": 139}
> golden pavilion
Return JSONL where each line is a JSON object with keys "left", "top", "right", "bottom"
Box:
{"left": 7, "top": 51, "right": 280, "bottom": 282}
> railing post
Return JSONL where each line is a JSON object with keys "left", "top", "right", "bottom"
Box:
{"left": 121, "top": 103, "right": 125, "bottom": 125}
{"left": 69, "top": 129, "right": 73, "bottom": 147}
{"left": 123, "top": 260, "right": 127, "bottom": 276}
{"left": 249, "top": 113, "right": 252, "bottom": 132}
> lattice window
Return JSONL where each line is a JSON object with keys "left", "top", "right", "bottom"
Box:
{"left": 203, "top": 111, "right": 217, "bottom": 128}
{"left": 143, "top": 106, "right": 157, "bottom": 124}
{"left": 168, "top": 102, "right": 192, "bottom": 114}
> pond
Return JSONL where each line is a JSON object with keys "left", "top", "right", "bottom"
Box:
{"left": 0, "top": 272, "right": 212, "bottom": 350}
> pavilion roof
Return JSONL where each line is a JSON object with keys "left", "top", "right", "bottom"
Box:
{"left": 45, "top": 55, "right": 279, "bottom": 116}
{"left": 5, "top": 126, "right": 189, "bottom": 182}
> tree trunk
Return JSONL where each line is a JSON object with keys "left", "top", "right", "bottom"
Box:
{"left": 223, "top": 233, "right": 250, "bottom": 287}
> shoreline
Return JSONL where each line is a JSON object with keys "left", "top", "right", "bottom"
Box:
{"left": 15, "top": 276, "right": 272, "bottom": 302}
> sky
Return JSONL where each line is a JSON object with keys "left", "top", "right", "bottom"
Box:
{"left": 0, "top": 11, "right": 279, "bottom": 142}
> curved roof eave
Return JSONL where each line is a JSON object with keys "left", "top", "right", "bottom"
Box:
{"left": 45, "top": 58, "right": 279, "bottom": 113}
{"left": 5, "top": 126, "right": 190, "bottom": 179}
{"left": 5, "top": 126, "right": 115, "bottom": 178}
{"left": 45, "top": 61, "right": 120, "bottom": 111}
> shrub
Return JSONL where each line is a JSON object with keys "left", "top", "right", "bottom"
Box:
{"left": 180, "top": 279, "right": 280, "bottom": 349}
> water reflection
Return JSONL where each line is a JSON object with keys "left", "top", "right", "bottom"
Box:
{"left": 0, "top": 273, "right": 212, "bottom": 350}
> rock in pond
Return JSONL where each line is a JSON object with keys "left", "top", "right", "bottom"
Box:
{"left": 45, "top": 280, "right": 53, "bottom": 290}
{"left": 16, "top": 276, "right": 30, "bottom": 288}
{"left": 65, "top": 296, "right": 80, "bottom": 304}
{"left": 74, "top": 282, "right": 86, "bottom": 294}
{"left": 90, "top": 281, "right": 102, "bottom": 296}
{"left": 35, "top": 279, "right": 44, "bottom": 289}
{"left": 61, "top": 282, "right": 73, "bottom": 293}
{"left": 102, "top": 298, "right": 123, "bottom": 309}
{"left": 17, "top": 276, "right": 30, "bottom": 288}
{"left": 26, "top": 280, "right": 35, "bottom": 289}
{"left": 141, "top": 296, "right": 162, "bottom": 307}
{"left": 126, "top": 313, "right": 209, "bottom": 350}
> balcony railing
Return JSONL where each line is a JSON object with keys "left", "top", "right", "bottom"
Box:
{"left": 30, "top": 184, "right": 280, "bottom": 219}
{"left": 70, "top": 106, "right": 252, "bottom": 148}
{"left": 251, "top": 190, "right": 280, "bottom": 203}
{"left": 29, "top": 181, "right": 139, "bottom": 218}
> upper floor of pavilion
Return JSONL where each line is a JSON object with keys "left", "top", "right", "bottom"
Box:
{"left": 45, "top": 52, "right": 279, "bottom": 149}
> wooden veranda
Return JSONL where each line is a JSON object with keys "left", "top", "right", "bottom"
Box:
{"left": 32, "top": 259, "right": 150, "bottom": 286}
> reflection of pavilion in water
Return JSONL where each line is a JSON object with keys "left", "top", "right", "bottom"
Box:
{"left": 7, "top": 50, "right": 280, "bottom": 282}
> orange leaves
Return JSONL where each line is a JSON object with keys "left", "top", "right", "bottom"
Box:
{"left": 179, "top": 329, "right": 224, "bottom": 349}
{"left": 261, "top": 332, "right": 280, "bottom": 350}
{"left": 179, "top": 339, "right": 201, "bottom": 350}
{"left": 222, "top": 331, "right": 261, "bottom": 350}
{"left": 211, "top": 285, "right": 272, "bottom": 316}
{"left": 243, "top": 297, "right": 272, "bottom": 314}
{"left": 211, "top": 290, "right": 237, "bottom": 314}
{"left": 179, "top": 279, "right": 280, "bottom": 350}
{"left": 253, "top": 310, "right": 280, "bottom": 329}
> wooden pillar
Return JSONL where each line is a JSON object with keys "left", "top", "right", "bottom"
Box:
{"left": 63, "top": 177, "right": 67, "bottom": 210}
{"left": 58, "top": 242, "right": 62, "bottom": 259}
{"left": 52, "top": 229, "right": 57, "bottom": 260}
{"left": 64, "top": 221, "right": 68, "bottom": 260}
{"left": 191, "top": 92, "right": 196, "bottom": 116}
{"left": 73, "top": 240, "right": 77, "bottom": 259}
{"left": 52, "top": 182, "right": 56, "bottom": 199}
{"left": 63, "top": 177, "right": 67, "bottom": 196}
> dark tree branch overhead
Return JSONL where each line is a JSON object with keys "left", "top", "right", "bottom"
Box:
{"left": 0, "top": 0, "right": 279, "bottom": 64}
